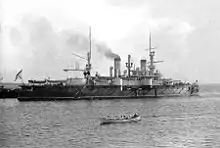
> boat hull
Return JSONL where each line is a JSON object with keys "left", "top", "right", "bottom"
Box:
{"left": 100, "top": 116, "right": 141, "bottom": 125}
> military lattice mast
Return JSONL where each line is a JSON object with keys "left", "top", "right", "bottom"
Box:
{"left": 125, "top": 55, "right": 133, "bottom": 77}
{"left": 63, "top": 26, "right": 92, "bottom": 73}
{"left": 147, "top": 33, "right": 163, "bottom": 76}
{"left": 86, "top": 26, "right": 92, "bottom": 72}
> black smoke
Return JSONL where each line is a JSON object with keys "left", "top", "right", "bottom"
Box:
{"left": 7, "top": 15, "right": 120, "bottom": 79}
{"left": 95, "top": 43, "right": 120, "bottom": 60}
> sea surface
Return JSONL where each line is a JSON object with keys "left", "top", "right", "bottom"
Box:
{"left": 1, "top": 83, "right": 220, "bottom": 148}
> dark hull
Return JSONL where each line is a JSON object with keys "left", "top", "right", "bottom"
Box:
{"left": 0, "top": 89, "right": 19, "bottom": 99}
{"left": 19, "top": 85, "right": 81, "bottom": 97}
{"left": 17, "top": 84, "right": 193, "bottom": 101}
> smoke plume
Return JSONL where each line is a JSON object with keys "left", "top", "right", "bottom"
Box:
{"left": 95, "top": 43, "right": 120, "bottom": 60}
{"left": 2, "top": 15, "right": 120, "bottom": 81}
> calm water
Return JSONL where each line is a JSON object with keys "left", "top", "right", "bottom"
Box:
{"left": 1, "top": 84, "right": 220, "bottom": 148}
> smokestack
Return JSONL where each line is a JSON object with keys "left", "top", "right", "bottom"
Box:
{"left": 140, "top": 59, "right": 147, "bottom": 75}
{"left": 114, "top": 57, "right": 121, "bottom": 77}
{"left": 109, "top": 66, "right": 113, "bottom": 77}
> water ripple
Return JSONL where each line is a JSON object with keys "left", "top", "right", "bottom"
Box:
{"left": 1, "top": 96, "right": 220, "bottom": 147}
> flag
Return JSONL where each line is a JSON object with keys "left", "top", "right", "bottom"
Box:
{"left": 14, "top": 69, "right": 23, "bottom": 81}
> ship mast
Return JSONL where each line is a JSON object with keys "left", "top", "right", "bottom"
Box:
{"left": 148, "top": 33, "right": 155, "bottom": 76}
{"left": 148, "top": 33, "right": 163, "bottom": 76}
{"left": 126, "top": 55, "right": 133, "bottom": 77}
{"left": 86, "top": 26, "right": 92, "bottom": 72}
{"left": 89, "top": 26, "right": 92, "bottom": 64}
{"left": 149, "top": 32, "right": 152, "bottom": 58}
{"left": 63, "top": 26, "right": 93, "bottom": 73}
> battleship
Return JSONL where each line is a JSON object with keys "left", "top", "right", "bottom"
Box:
{"left": 16, "top": 28, "right": 199, "bottom": 101}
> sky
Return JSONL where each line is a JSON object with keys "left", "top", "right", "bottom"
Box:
{"left": 0, "top": 0, "right": 220, "bottom": 83}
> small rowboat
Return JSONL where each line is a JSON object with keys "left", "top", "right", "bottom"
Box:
{"left": 100, "top": 115, "right": 141, "bottom": 125}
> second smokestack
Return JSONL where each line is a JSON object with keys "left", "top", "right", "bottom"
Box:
{"left": 140, "top": 59, "right": 147, "bottom": 75}
{"left": 114, "top": 57, "right": 121, "bottom": 77}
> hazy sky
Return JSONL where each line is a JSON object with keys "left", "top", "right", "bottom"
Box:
{"left": 1, "top": 0, "right": 220, "bottom": 83}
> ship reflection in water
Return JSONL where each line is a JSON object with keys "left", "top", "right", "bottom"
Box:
{"left": 1, "top": 88, "right": 220, "bottom": 148}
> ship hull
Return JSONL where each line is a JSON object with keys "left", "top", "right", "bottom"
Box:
{"left": 17, "top": 84, "right": 193, "bottom": 101}
{"left": 0, "top": 88, "right": 19, "bottom": 99}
